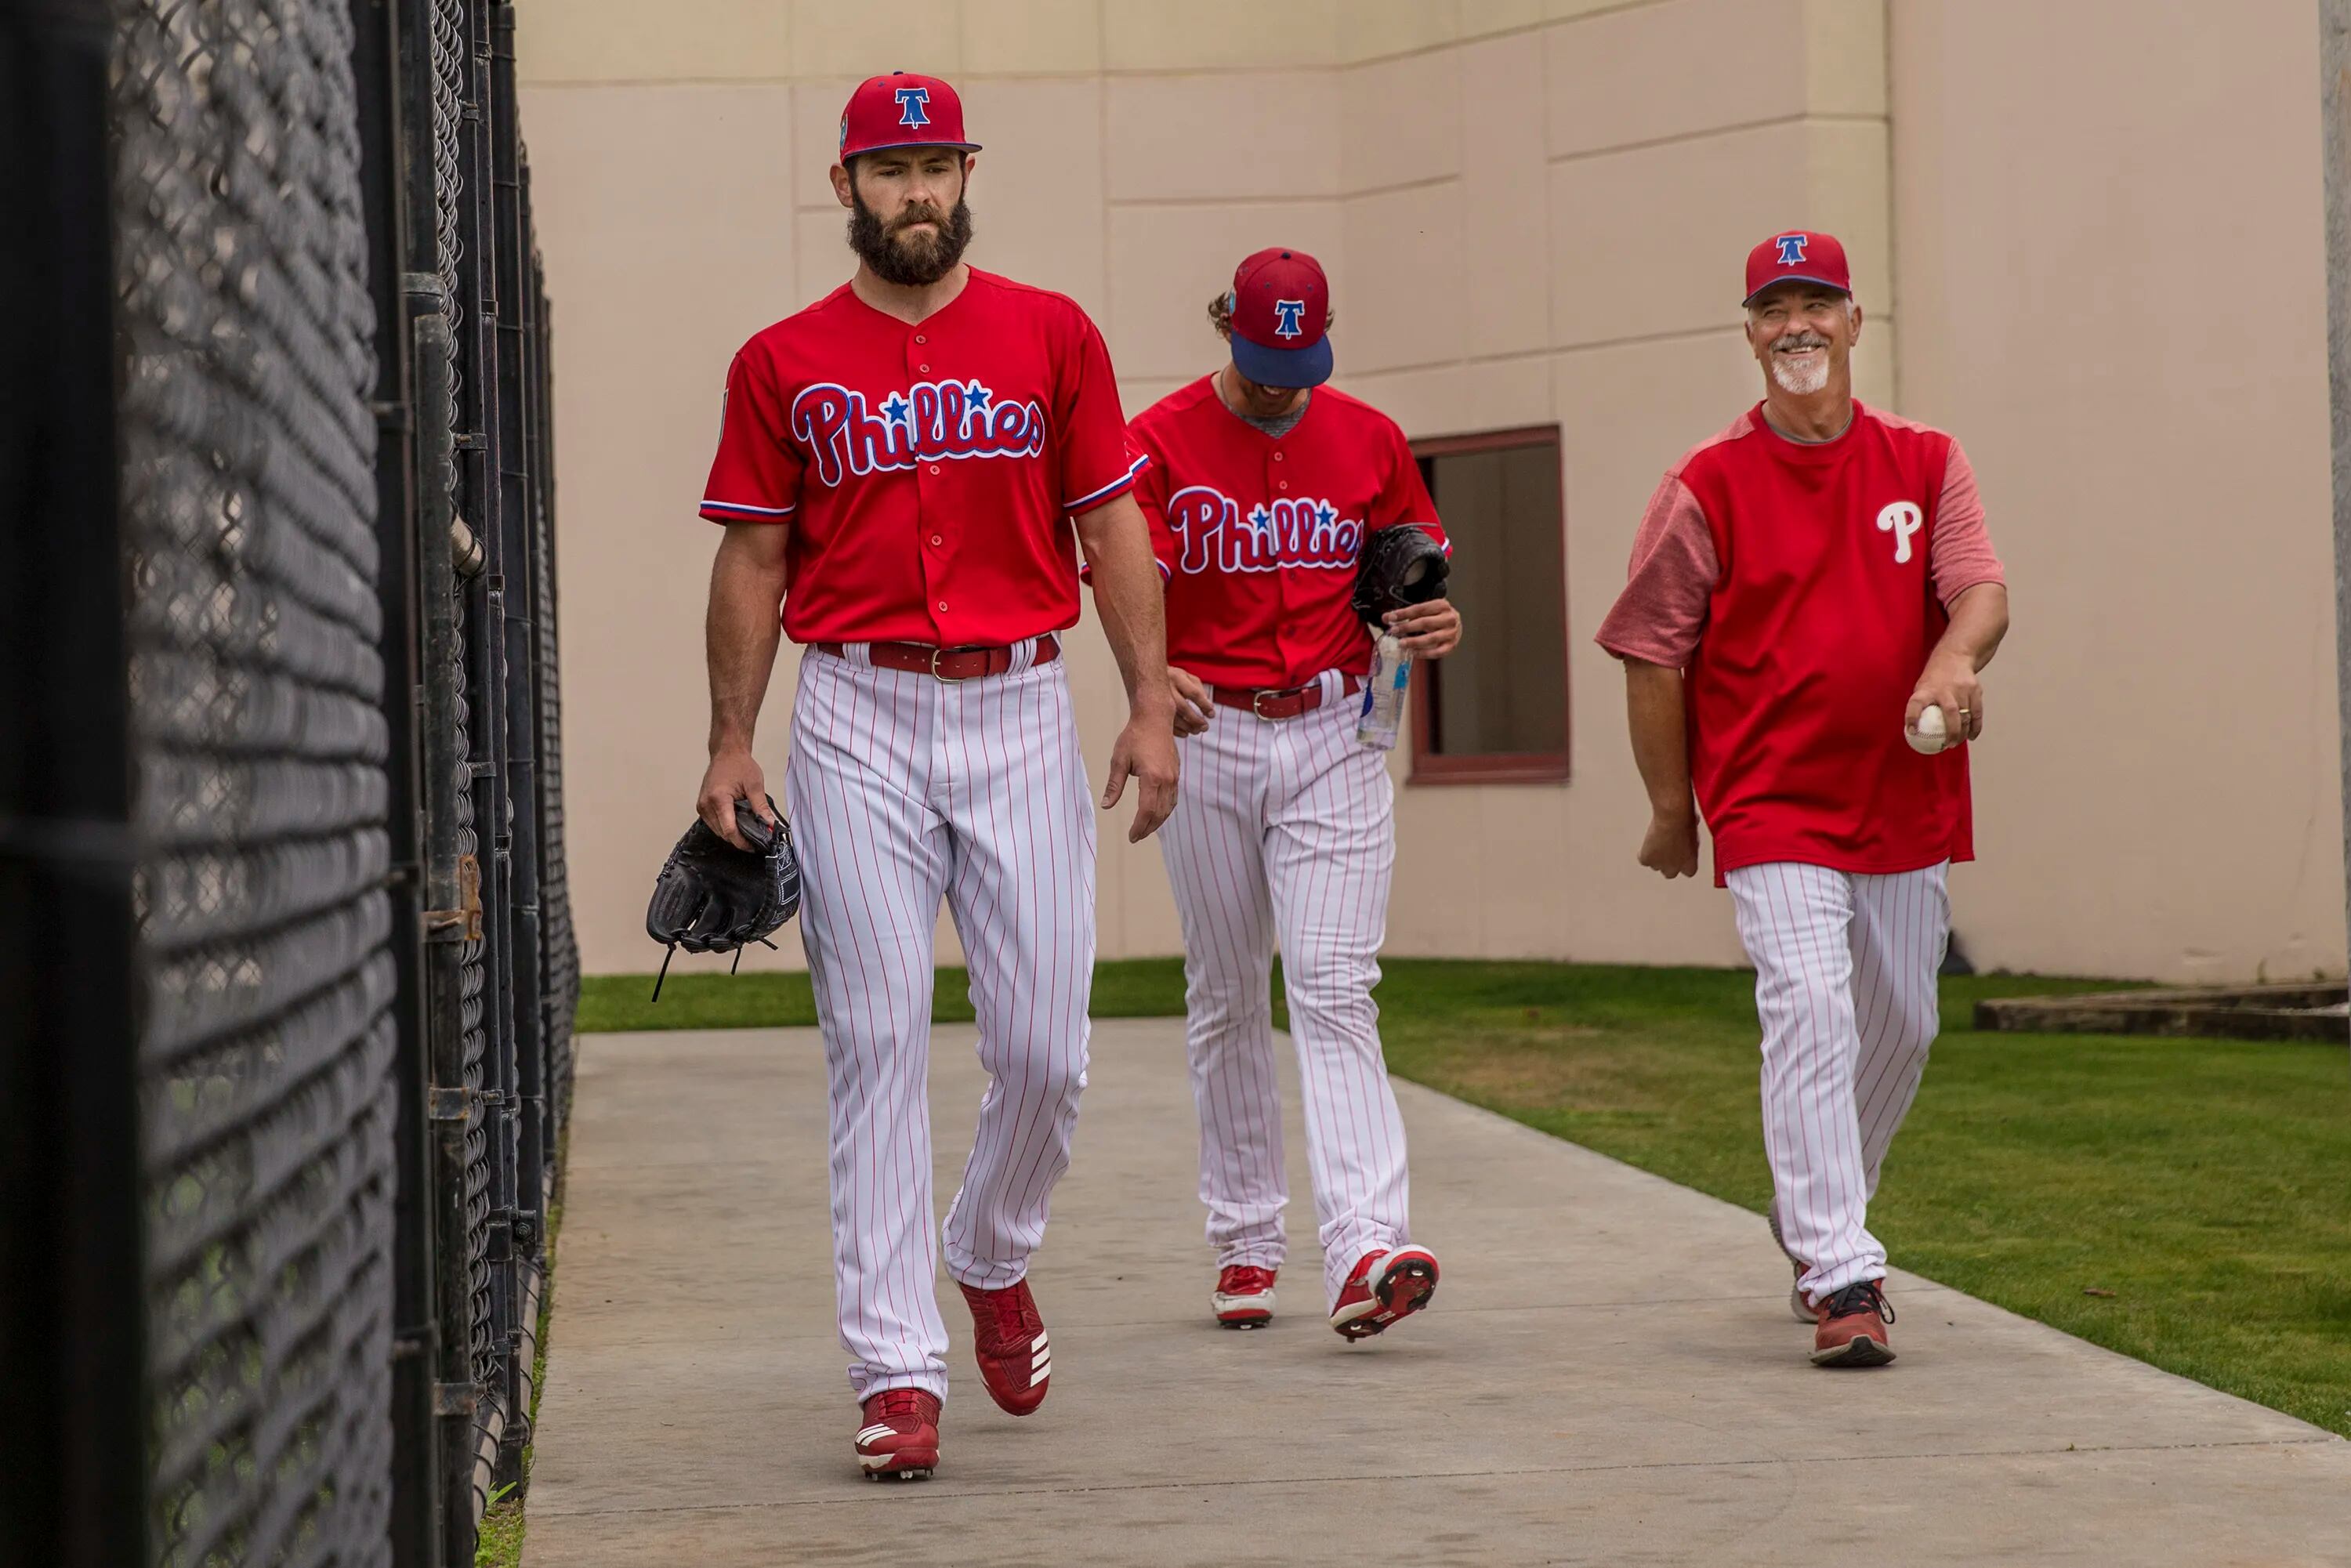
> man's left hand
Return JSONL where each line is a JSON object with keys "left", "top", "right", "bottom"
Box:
{"left": 1907, "top": 652, "right": 1984, "bottom": 742}
{"left": 1386, "top": 599, "right": 1462, "bottom": 657}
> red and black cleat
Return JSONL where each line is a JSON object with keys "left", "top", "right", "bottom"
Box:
{"left": 1212, "top": 1264, "right": 1277, "bottom": 1329}
{"left": 1329, "top": 1246, "right": 1440, "bottom": 1342}
{"left": 854, "top": 1388, "right": 941, "bottom": 1481}
{"left": 958, "top": 1278, "right": 1052, "bottom": 1416}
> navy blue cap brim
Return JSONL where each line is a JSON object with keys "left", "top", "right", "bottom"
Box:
{"left": 1230, "top": 331, "right": 1333, "bottom": 389}
{"left": 1742, "top": 273, "right": 1851, "bottom": 307}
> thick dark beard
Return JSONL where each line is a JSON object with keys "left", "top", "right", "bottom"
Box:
{"left": 847, "top": 187, "right": 974, "bottom": 287}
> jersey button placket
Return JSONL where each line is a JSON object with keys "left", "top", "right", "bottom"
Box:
{"left": 1266, "top": 453, "right": 1302, "bottom": 681}
{"left": 909, "top": 332, "right": 948, "bottom": 639}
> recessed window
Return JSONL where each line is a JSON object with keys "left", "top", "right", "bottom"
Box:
{"left": 1409, "top": 425, "right": 1570, "bottom": 784}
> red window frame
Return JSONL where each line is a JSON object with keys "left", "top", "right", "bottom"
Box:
{"left": 1406, "top": 424, "right": 1571, "bottom": 787}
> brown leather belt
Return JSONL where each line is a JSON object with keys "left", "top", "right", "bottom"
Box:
{"left": 814, "top": 633, "right": 1059, "bottom": 681}
{"left": 1211, "top": 674, "right": 1362, "bottom": 721}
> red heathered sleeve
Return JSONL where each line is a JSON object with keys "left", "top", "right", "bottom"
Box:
{"left": 1594, "top": 473, "right": 1718, "bottom": 668}
{"left": 1929, "top": 438, "right": 2005, "bottom": 607}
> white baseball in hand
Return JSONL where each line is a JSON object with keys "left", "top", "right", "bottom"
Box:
{"left": 1904, "top": 704, "right": 1951, "bottom": 755}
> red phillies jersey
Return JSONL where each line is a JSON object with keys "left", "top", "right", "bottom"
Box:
{"left": 1128, "top": 377, "right": 1447, "bottom": 688}
{"left": 1595, "top": 402, "right": 2005, "bottom": 885}
{"left": 699, "top": 269, "right": 1145, "bottom": 645}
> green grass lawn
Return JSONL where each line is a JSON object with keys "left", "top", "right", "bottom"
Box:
{"left": 578, "top": 958, "right": 2351, "bottom": 1439}
{"left": 578, "top": 958, "right": 1193, "bottom": 1033}
{"left": 1367, "top": 961, "right": 2351, "bottom": 1440}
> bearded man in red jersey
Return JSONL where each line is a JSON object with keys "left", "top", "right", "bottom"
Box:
{"left": 1596, "top": 230, "right": 2009, "bottom": 1369}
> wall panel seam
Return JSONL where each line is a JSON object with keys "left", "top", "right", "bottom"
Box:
{"left": 1549, "top": 110, "right": 1887, "bottom": 168}
{"left": 1338, "top": 172, "right": 1466, "bottom": 202}
{"left": 1331, "top": 2, "right": 1672, "bottom": 73}
{"left": 1104, "top": 193, "right": 1349, "bottom": 211}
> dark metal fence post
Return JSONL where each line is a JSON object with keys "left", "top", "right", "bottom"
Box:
{"left": 488, "top": 2, "right": 551, "bottom": 1486}
{"left": 0, "top": 3, "right": 146, "bottom": 1566}
{"left": 353, "top": 3, "right": 454, "bottom": 1562}
{"left": 414, "top": 306, "right": 489, "bottom": 1568}
{"left": 451, "top": 0, "right": 522, "bottom": 1507}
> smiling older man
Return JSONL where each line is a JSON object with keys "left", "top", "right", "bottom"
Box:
{"left": 1595, "top": 230, "right": 2010, "bottom": 1368}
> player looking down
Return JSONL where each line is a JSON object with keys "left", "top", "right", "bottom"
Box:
{"left": 1596, "top": 230, "right": 2009, "bottom": 1367}
{"left": 1126, "top": 248, "right": 1462, "bottom": 1341}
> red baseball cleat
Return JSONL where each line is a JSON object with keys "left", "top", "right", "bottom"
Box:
{"left": 1810, "top": 1279, "right": 1896, "bottom": 1367}
{"left": 958, "top": 1278, "right": 1052, "bottom": 1415}
{"left": 1212, "top": 1264, "right": 1277, "bottom": 1329}
{"left": 1329, "top": 1245, "right": 1440, "bottom": 1341}
{"left": 853, "top": 1388, "right": 940, "bottom": 1480}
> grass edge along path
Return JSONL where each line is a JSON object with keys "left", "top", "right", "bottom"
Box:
{"left": 575, "top": 958, "right": 2351, "bottom": 1442}
{"left": 578, "top": 958, "right": 1192, "bottom": 1034}
{"left": 476, "top": 1130, "right": 567, "bottom": 1568}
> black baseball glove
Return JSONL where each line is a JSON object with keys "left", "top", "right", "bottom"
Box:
{"left": 1351, "top": 523, "right": 1450, "bottom": 628}
{"left": 644, "top": 796, "right": 802, "bottom": 998}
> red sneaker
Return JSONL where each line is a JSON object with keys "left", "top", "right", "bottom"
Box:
{"left": 1810, "top": 1279, "right": 1896, "bottom": 1367}
{"left": 1212, "top": 1264, "right": 1277, "bottom": 1329}
{"left": 957, "top": 1278, "right": 1052, "bottom": 1415}
{"left": 853, "top": 1388, "right": 940, "bottom": 1480}
{"left": 1328, "top": 1246, "right": 1440, "bottom": 1342}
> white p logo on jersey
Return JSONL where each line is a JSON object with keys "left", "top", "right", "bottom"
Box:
{"left": 1876, "top": 501, "right": 1923, "bottom": 565}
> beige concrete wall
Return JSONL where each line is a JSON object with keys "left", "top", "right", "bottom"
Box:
{"left": 523, "top": 0, "right": 2342, "bottom": 984}
{"left": 1888, "top": 0, "right": 2342, "bottom": 981}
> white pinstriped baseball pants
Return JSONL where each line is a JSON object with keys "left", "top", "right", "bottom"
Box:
{"left": 1158, "top": 670, "right": 1411, "bottom": 1309}
{"left": 1726, "top": 860, "right": 1950, "bottom": 1305}
{"left": 785, "top": 643, "right": 1095, "bottom": 1403}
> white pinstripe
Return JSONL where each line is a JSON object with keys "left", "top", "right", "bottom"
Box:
{"left": 784, "top": 642, "right": 1096, "bottom": 1403}
{"left": 1727, "top": 860, "right": 1948, "bottom": 1305}
{"left": 1157, "top": 670, "right": 1411, "bottom": 1309}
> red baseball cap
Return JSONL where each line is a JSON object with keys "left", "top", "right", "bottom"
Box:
{"left": 1742, "top": 230, "right": 1851, "bottom": 306}
{"left": 1227, "top": 247, "right": 1332, "bottom": 389}
{"left": 839, "top": 72, "right": 980, "bottom": 162}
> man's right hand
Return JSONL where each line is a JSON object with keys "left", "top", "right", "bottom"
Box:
{"left": 1169, "top": 666, "right": 1214, "bottom": 737}
{"left": 1638, "top": 809, "right": 1701, "bottom": 879}
{"left": 699, "top": 749, "right": 771, "bottom": 850}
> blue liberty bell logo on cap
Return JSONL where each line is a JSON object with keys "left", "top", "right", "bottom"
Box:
{"left": 1773, "top": 233, "right": 1809, "bottom": 266}
{"left": 1272, "top": 299, "right": 1307, "bottom": 339}
{"left": 896, "top": 85, "right": 931, "bottom": 128}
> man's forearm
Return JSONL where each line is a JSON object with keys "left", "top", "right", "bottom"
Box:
{"left": 1624, "top": 658, "right": 1694, "bottom": 818}
{"left": 1075, "top": 495, "right": 1174, "bottom": 716}
{"left": 706, "top": 524, "right": 791, "bottom": 755}
{"left": 1933, "top": 581, "right": 2010, "bottom": 672}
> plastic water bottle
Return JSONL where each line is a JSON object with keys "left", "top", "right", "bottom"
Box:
{"left": 1357, "top": 631, "right": 1412, "bottom": 751}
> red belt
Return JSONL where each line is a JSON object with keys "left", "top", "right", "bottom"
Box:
{"left": 1210, "top": 674, "right": 1362, "bottom": 721}
{"left": 815, "top": 634, "right": 1060, "bottom": 681}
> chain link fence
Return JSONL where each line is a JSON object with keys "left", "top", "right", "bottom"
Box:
{"left": 3, "top": 2, "right": 576, "bottom": 1564}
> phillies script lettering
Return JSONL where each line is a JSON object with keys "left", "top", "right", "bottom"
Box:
{"left": 790, "top": 378, "right": 1045, "bottom": 487}
{"left": 1166, "top": 484, "right": 1364, "bottom": 574}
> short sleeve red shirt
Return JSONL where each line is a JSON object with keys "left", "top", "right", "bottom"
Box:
{"left": 1127, "top": 378, "right": 1448, "bottom": 688}
{"left": 699, "top": 269, "right": 1146, "bottom": 646}
{"left": 1594, "top": 402, "right": 2006, "bottom": 885}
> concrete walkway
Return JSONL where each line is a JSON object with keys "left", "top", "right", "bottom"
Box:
{"left": 524, "top": 1021, "right": 2351, "bottom": 1566}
